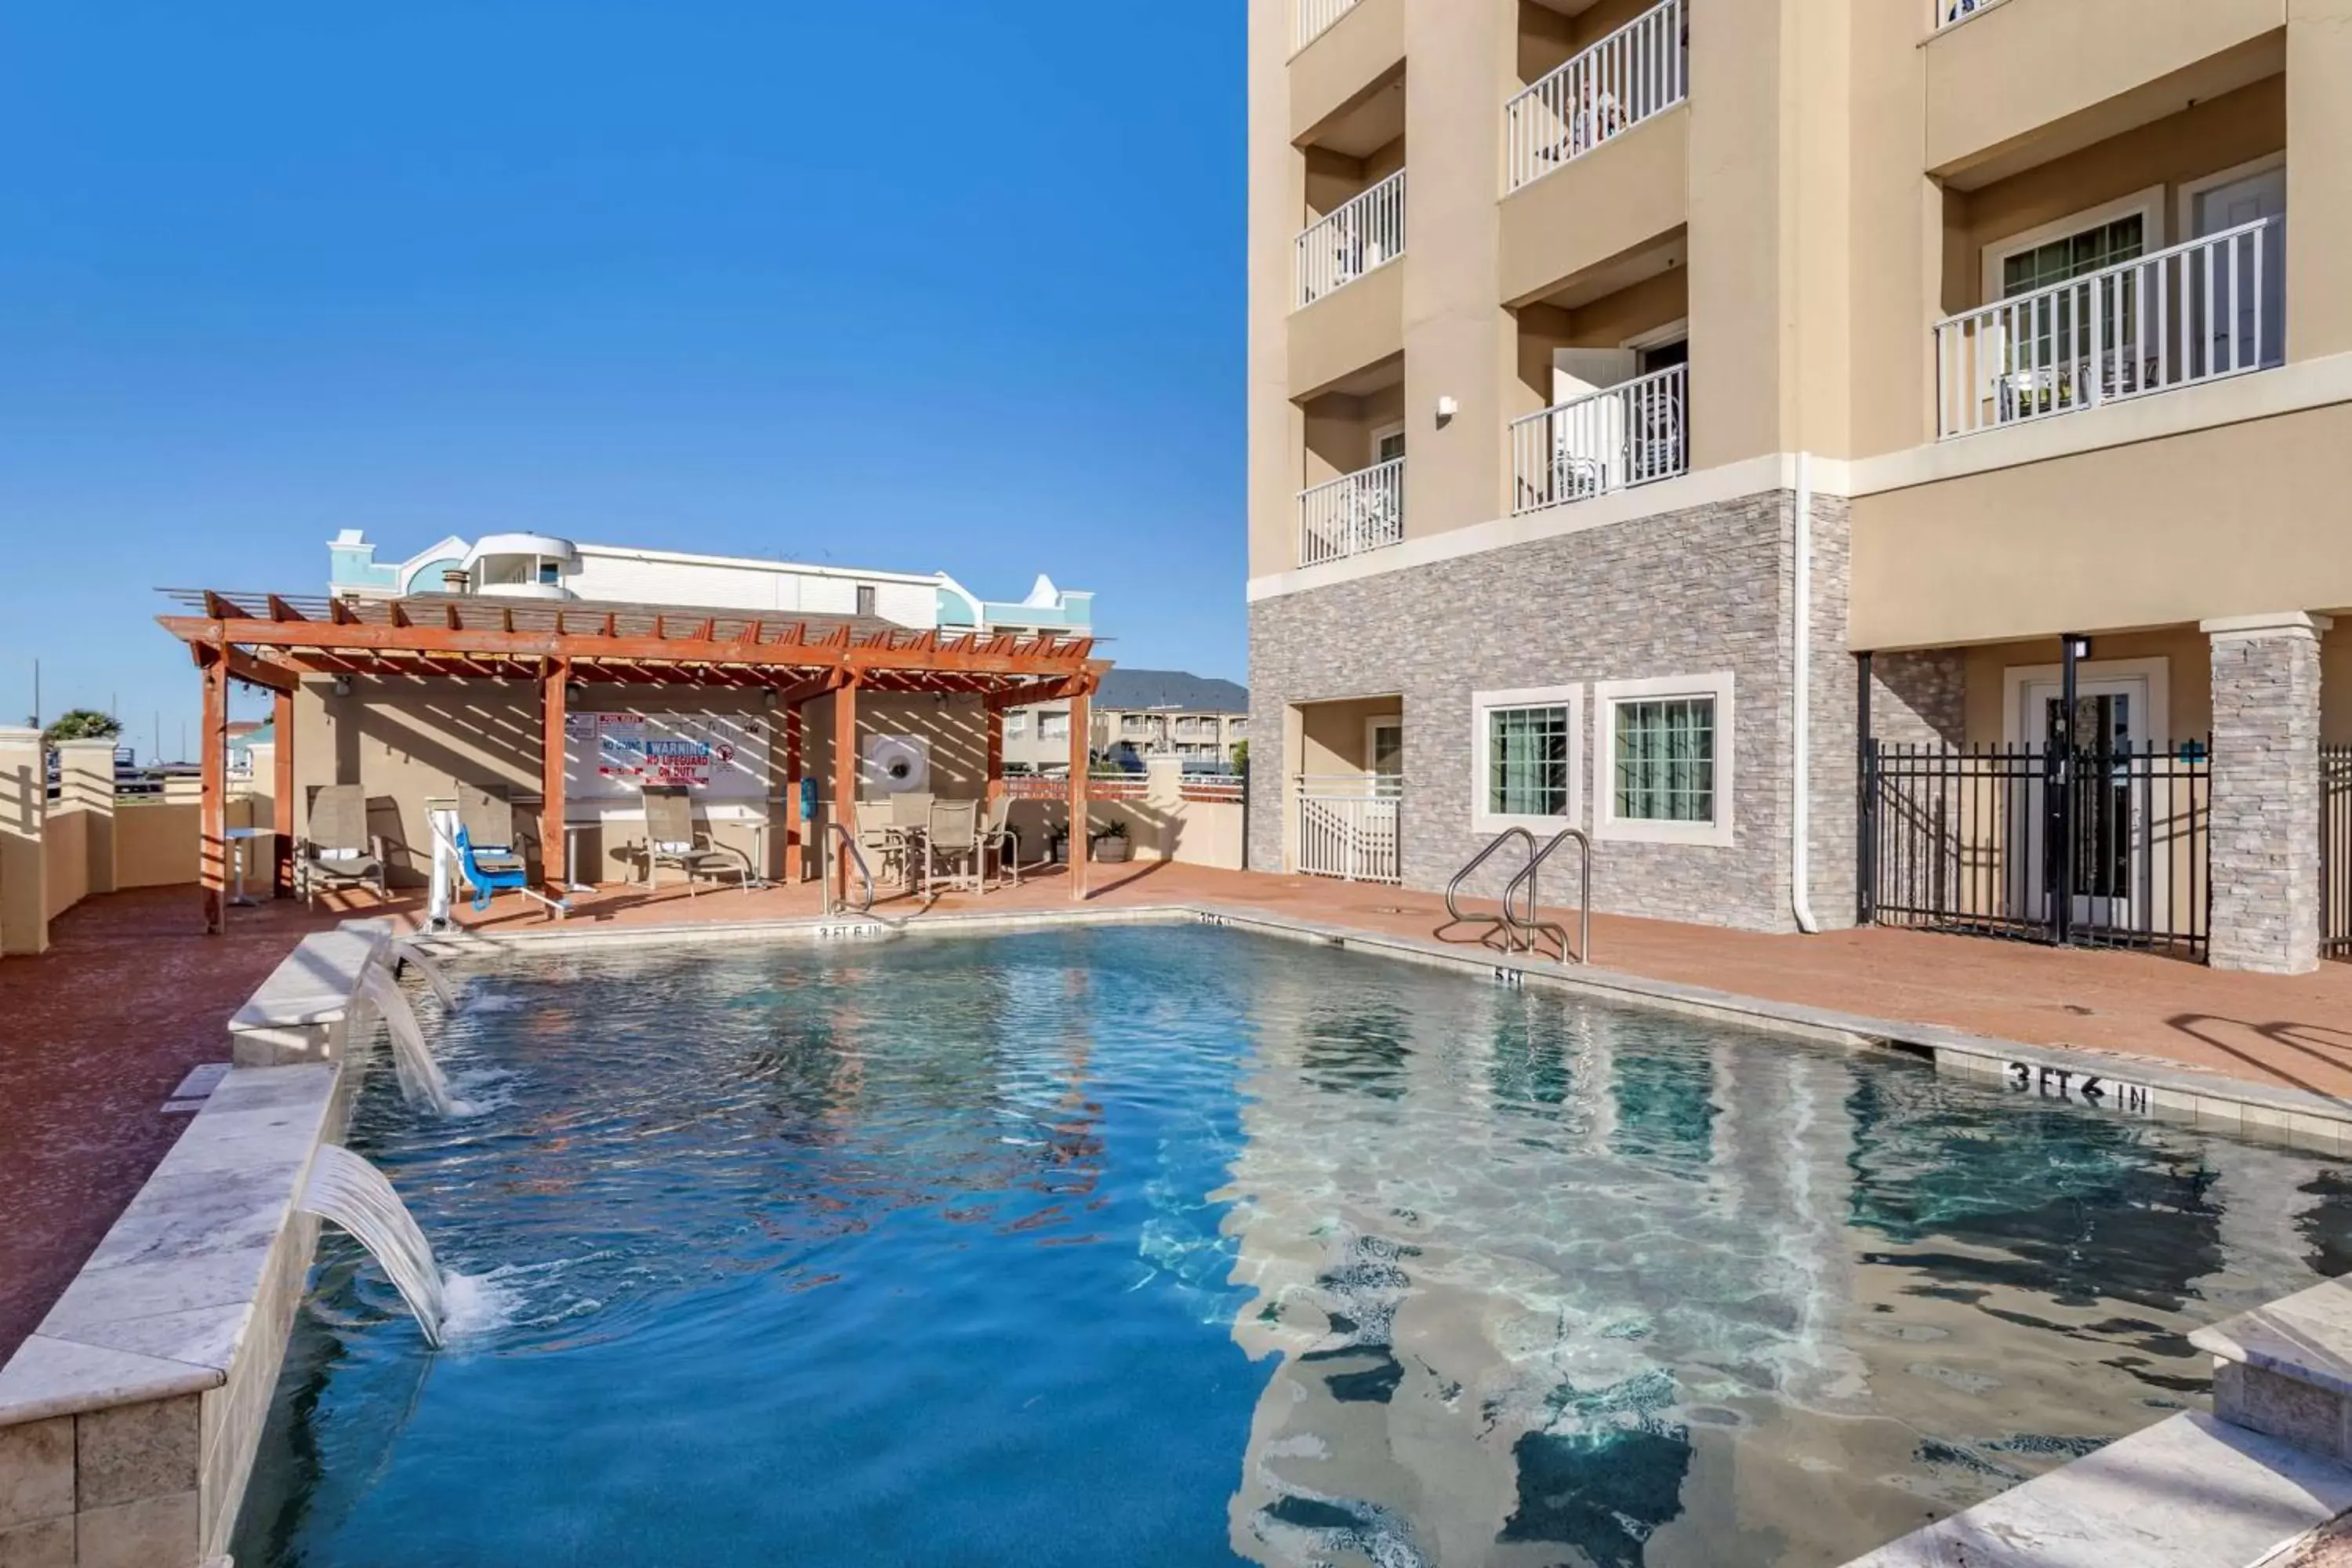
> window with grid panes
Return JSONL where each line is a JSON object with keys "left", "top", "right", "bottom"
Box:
{"left": 1486, "top": 705, "right": 1573, "bottom": 818}
{"left": 1612, "top": 698, "right": 1715, "bottom": 822}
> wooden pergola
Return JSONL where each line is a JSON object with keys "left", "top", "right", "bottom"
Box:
{"left": 158, "top": 590, "right": 1108, "bottom": 931}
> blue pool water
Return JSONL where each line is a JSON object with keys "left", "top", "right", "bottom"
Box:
{"left": 237, "top": 925, "right": 2352, "bottom": 1567}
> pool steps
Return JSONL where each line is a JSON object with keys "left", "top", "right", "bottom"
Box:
{"left": 8, "top": 904, "right": 2352, "bottom": 1566}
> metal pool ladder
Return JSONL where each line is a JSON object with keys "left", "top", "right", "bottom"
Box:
{"left": 1442, "top": 827, "right": 1591, "bottom": 965}
{"left": 821, "top": 823, "right": 877, "bottom": 919}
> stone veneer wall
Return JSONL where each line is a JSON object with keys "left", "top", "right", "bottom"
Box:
{"left": 1869, "top": 651, "right": 1965, "bottom": 747}
{"left": 1249, "top": 489, "right": 1857, "bottom": 934}
{"left": 2209, "top": 625, "right": 2325, "bottom": 974}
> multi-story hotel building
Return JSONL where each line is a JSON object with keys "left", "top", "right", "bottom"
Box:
{"left": 1247, "top": 0, "right": 2351, "bottom": 971}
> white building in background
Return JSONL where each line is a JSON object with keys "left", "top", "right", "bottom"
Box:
{"left": 326, "top": 528, "right": 1094, "bottom": 639}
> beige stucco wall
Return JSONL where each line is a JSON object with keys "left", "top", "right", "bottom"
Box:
{"left": 1298, "top": 695, "right": 1402, "bottom": 775}
{"left": 1853, "top": 397, "right": 2352, "bottom": 650}
{"left": 1290, "top": 0, "right": 1405, "bottom": 136}
{"left": 114, "top": 803, "right": 204, "bottom": 890}
{"left": 1497, "top": 107, "right": 1689, "bottom": 309}
{"left": 42, "top": 808, "right": 88, "bottom": 920}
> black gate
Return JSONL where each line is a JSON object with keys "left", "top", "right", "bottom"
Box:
{"left": 2326, "top": 746, "right": 2352, "bottom": 962}
{"left": 1861, "top": 738, "right": 2212, "bottom": 958}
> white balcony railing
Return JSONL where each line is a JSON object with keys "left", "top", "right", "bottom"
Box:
{"left": 1295, "top": 170, "right": 1406, "bottom": 309}
{"left": 1504, "top": 0, "right": 1686, "bottom": 194}
{"left": 1933, "top": 0, "right": 2008, "bottom": 31}
{"left": 1510, "top": 363, "right": 1688, "bottom": 515}
{"left": 1296, "top": 775, "right": 1403, "bottom": 884}
{"left": 1935, "top": 216, "right": 2284, "bottom": 440}
{"left": 1294, "top": 0, "right": 1362, "bottom": 53}
{"left": 1299, "top": 456, "right": 1405, "bottom": 568}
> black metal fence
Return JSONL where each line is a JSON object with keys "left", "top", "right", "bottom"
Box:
{"left": 2327, "top": 746, "right": 2352, "bottom": 962}
{"left": 1862, "top": 739, "right": 2212, "bottom": 958}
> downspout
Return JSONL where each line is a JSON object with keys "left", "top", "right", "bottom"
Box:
{"left": 1790, "top": 451, "right": 1820, "bottom": 934}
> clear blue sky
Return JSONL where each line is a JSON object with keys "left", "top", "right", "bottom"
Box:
{"left": 0, "top": 2, "right": 1244, "bottom": 758}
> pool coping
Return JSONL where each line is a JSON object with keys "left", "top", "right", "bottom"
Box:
{"left": 9, "top": 900, "right": 2352, "bottom": 1566}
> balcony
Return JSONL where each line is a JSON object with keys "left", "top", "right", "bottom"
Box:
{"left": 1295, "top": 169, "right": 1404, "bottom": 310}
{"left": 1934, "top": 217, "right": 2284, "bottom": 440}
{"left": 1299, "top": 456, "right": 1404, "bottom": 567}
{"left": 1505, "top": 0, "right": 1686, "bottom": 194}
{"left": 1510, "top": 364, "right": 1688, "bottom": 515}
{"left": 1295, "top": 0, "right": 1363, "bottom": 54}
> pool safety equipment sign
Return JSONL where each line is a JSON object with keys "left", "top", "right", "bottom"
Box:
{"left": 564, "top": 711, "right": 769, "bottom": 803}
{"left": 2004, "top": 1060, "right": 2152, "bottom": 1116}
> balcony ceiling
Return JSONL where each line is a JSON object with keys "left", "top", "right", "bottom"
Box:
{"left": 1298, "top": 68, "right": 1403, "bottom": 159}
{"left": 1531, "top": 233, "right": 1688, "bottom": 314}
{"left": 1523, "top": 0, "right": 1610, "bottom": 16}
{"left": 1305, "top": 350, "right": 1406, "bottom": 404}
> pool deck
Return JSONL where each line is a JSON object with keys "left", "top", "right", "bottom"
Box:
{"left": 6, "top": 866, "right": 2352, "bottom": 1363}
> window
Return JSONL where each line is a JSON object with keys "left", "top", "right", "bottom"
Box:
{"left": 1005, "top": 712, "right": 1029, "bottom": 738}
{"left": 855, "top": 583, "right": 877, "bottom": 618}
{"left": 536, "top": 559, "right": 561, "bottom": 586}
{"left": 1594, "top": 673, "right": 1736, "bottom": 846}
{"left": 1372, "top": 422, "right": 1406, "bottom": 466}
{"left": 1040, "top": 711, "right": 1070, "bottom": 742}
{"left": 2001, "top": 216, "right": 2143, "bottom": 297}
{"left": 1470, "top": 685, "right": 1582, "bottom": 834}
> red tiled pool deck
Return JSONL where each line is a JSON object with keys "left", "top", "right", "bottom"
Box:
{"left": 6, "top": 866, "right": 2352, "bottom": 1363}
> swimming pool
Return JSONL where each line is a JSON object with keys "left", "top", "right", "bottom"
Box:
{"left": 234, "top": 924, "right": 2352, "bottom": 1566}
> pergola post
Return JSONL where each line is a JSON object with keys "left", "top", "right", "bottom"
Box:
{"left": 541, "top": 657, "right": 568, "bottom": 895}
{"left": 199, "top": 647, "right": 228, "bottom": 934}
{"left": 782, "top": 699, "right": 804, "bottom": 883}
{"left": 833, "top": 677, "right": 859, "bottom": 907}
{"left": 985, "top": 699, "right": 1005, "bottom": 807}
{"left": 271, "top": 685, "right": 296, "bottom": 898}
{"left": 1067, "top": 685, "right": 1091, "bottom": 902}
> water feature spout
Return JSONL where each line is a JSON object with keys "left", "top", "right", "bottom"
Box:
{"left": 300, "top": 1145, "right": 448, "bottom": 1345}
{"left": 390, "top": 938, "right": 462, "bottom": 1013}
{"left": 358, "top": 968, "right": 456, "bottom": 1116}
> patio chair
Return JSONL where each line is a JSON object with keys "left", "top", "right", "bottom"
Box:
{"left": 926, "top": 800, "right": 982, "bottom": 896}
{"left": 640, "top": 786, "right": 753, "bottom": 896}
{"left": 455, "top": 787, "right": 532, "bottom": 913}
{"left": 296, "top": 783, "right": 388, "bottom": 908}
{"left": 853, "top": 800, "right": 906, "bottom": 887}
{"left": 981, "top": 795, "right": 1021, "bottom": 889}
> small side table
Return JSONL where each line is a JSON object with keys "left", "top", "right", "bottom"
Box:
{"left": 223, "top": 827, "right": 267, "bottom": 908}
{"left": 745, "top": 821, "right": 771, "bottom": 891}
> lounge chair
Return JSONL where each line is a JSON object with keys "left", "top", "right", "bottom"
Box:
{"left": 455, "top": 787, "right": 532, "bottom": 913}
{"left": 926, "top": 800, "right": 982, "bottom": 896}
{"left": 640, "top": 786, "right": 753, "bottom": 895}
{"left": 296, "top": 783, "right": 388, "bottom": 908}
{"left": 981, "top": 795, "right": 1021, "bottom": 889}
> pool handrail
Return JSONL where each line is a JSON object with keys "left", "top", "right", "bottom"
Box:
{"left": 821, "top": 822, "right": 877, "bottom": 918}
{"left": 1443, "top": 828, "right": 1537, "bottom": 950}
{"left": 1500, "top": 827, "right": 1591, "bottom": 966}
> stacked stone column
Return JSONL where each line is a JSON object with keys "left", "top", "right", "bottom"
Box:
{"left": 2204, "top": 612, "right": 2330, "bottom": 975}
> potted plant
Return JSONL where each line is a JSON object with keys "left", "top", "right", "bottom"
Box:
{"left": 1091, "top": 818, "right": 1133, "bottom": 863}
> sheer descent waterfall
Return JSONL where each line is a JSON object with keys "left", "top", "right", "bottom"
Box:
{"left": 300, "top": 1145, "right": 448, "bottom": 1345}
{"left": 390, "top": 938, "right": 463, "bottom": 1013}
{"left": 358, "top": 967, "right": 456, "bottom": 1116}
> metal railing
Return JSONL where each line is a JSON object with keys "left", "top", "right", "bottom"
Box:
{"left": 1501, "top": 828, "right": 1592, "bottom": 965}
{"left": 1294, "top": 0, "right": 1362, "bottom": 53}
{"left": 1295, "top": 774, "right": 1403, "bottom": 884}
{"left": 820, "top": 822, "right": 876, "bottom": 918}
{"left": 1296, "top": 169, "right": 1405, "bottom": 309}
{"left": 2326, "top": 746, "right": 2352, "bottom": 961}
{"left": 1505, "top": 0, "right": 1686, "bottom": 193}
{"left": 1862, "top": 739, "right": 2211, "bottom": 958}
{"left": 1299, "top": 456, "right": 1405, "bottom": 566}
{"left": 1510, "top": 364, "right": 1687, "bottom": 515}
{"left": 1936, "top": 216, "right": 2284, "bottom": 439}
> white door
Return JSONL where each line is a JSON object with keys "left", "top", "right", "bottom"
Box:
{"left": 2194, "top": 166, "right": 2286, "bottom": 368}
{"left": 1552, "top": 349, "right": 1639, "bottom": 495}
{"left": 2016, "top": 675, "right": 2151, "bottom": 931}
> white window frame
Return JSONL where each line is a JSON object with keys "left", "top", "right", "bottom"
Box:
{"left": 1621, "top": 317, "right": 1690, "bottom": 353}
{"left": 1980, "top": 187, "right": 2166, "bottom": 305}
{"left": 1594, "top": 672, "right": 1736, "bottom": 847}
{"left": 2177, "top": 152, "right": 2286, "bottom": 241}
{"left": 1471, "top": 684, "right": 1584, "bottom": 836}
{"left": 1004, "top": 711, "right": 1029, "bottom": 738}
{"left": 1040, "top": 710, "right": 1071, "bottom": 742}
{"left": 2000, "top": 656, "right": 2172, "bottom": 746}
{"left": 1370, "top": 419, "right": 1407, "bottom": 466}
